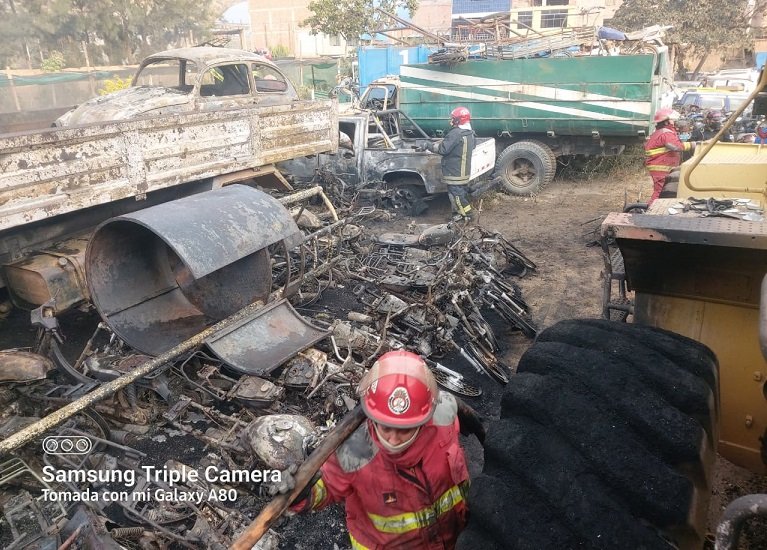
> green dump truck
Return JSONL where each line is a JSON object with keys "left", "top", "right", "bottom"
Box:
{"left": 363, "top": 49, "right": 673, "bottom": 195}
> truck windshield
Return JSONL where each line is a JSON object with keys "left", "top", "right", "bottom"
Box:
{"left": 134, "top": 59, "right": 199, "bottom": 93}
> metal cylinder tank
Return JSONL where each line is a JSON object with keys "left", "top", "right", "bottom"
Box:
{"left": 85, "top": 185, "right": 302, "bottom": 356}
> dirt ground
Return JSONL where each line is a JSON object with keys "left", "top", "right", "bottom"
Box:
{"left": 277, "top": 160, "right": 767, "bottom": 548}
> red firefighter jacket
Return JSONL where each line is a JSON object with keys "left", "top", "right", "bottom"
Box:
{"left": 294, "top": 392, "right": 469, "bottom": 549}
{"left": 644, "top": 126, "right": 692, "bottom": 173}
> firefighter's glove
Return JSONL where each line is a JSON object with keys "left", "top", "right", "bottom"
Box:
{"left": 456, "top": 397, "right": 486, "bottom": 445}
{"left": 414, "top": 139, "right": 432, "bottom": 152}
{"left": 266, "top": 463, "right": 298, "bottom": 496}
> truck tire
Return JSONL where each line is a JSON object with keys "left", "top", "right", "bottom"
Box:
{"left": 495, "top": 140, "right": 556, "bottom": 196}
{"left": 457, "top": 319, "right": 717, "bottom": 550}
{"left": 386, "top": 176, "right": 427, "bottom": 216}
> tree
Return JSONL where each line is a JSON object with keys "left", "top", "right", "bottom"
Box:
{"left": 303, "top": 0, "right": 419, "bottom": 41}
{"left": 0, "top": 0, "right": 38, "bottom": 68}
{"left": 610, "top": 0, "right": 767, "bottom": 74}
{"left": 0, "top": 0, "right": 217, "bottom": 69}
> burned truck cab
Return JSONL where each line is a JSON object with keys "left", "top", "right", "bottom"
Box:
{"left": 278, "top": 107, "right": 495, "bottom": 214}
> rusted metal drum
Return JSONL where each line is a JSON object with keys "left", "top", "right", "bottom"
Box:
{"left": 86, "top": 185, "right": 302, "bottom": 356}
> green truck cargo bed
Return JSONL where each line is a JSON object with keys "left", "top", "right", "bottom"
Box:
{"left": 398, "top": 53, "right": 667, "bottom": 138}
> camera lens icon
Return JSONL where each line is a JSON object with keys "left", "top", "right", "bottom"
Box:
{"left": 43, "top": 436, "right": 92, "bottom": 455}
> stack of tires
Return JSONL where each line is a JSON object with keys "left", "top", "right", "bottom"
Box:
{"left": 457, "top": 319, "right": 719, "bottom": 550}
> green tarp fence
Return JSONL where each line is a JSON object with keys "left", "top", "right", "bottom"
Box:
{"left": 0, "top": 71, "right": 119, "bottom": 87}
{"left": 275, "top": 59, "right": 340, "bottom": 98}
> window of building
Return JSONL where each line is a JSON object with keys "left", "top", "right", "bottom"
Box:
{"left": 517, "top": 11, "right": 533, "bottom": 30}
{"left": 330, "top": 34, "right": 341, "bottom": 47}
{"left": 541, "top": 9, "right": 568, "bottom": 28}
{"left": 533, "top": 0, "right": 569, "bottom": 5}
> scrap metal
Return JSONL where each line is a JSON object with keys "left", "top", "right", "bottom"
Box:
{"left": 0, "top": 180, "right": 538, "bottom": 547}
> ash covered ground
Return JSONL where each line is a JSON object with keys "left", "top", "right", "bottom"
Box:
{"left": 1, "top": 162, "right": 765, "bottom": 549}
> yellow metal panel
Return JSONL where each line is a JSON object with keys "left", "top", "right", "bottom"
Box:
{"left": 636, "top": 294, "right": 767, "bottom": 473}
{"left": 677, "top": 142, "right": 767, "bottom": 204}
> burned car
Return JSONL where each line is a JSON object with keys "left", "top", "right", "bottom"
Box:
{"left": 55, "top": 47, "right": 299, "bottom": 127}
{"left": 277, "top": 108, "right": 495, "bottom": 214}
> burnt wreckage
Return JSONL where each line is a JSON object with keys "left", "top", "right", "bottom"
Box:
{"left": 0, "top": 183, "right": 535, "bottom": 548}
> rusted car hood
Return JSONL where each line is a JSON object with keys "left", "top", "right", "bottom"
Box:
{"left": 56, "top": 87, "right": 191, "bottom": 126}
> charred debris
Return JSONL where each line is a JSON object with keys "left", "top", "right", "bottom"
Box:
{"left": 0, "top": 181, "right": 536, "bottom": 549}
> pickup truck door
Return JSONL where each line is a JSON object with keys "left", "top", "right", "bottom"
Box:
{"left": 362, "top": 112, "right": 442, "bottom": 190}
{"left": 318, "top": 119, "right": 364, "bottom": 186}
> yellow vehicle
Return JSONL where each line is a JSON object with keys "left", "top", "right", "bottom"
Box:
{"left": 613, "top": 73, "right": 767, "bottom": 475}
{"left": 600, "top": 73, "right": 767, "bottom": 547}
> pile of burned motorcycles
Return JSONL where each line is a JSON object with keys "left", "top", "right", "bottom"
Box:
{"left": 0, "top": 188, "right": 535, "bottom": 549}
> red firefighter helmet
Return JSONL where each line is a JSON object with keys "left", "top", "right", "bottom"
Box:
{"left": 359, "top": 350, "right": 437, "bottom": 429}
{"left": 450, "top": 106, "right": 471, "bottom": 126}
{"left": 653, "top": 108, "right": 680, "bottom": 124}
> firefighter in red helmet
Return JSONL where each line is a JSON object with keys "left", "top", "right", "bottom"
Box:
{"left": 420, "top": 107, "right": 477, "bottom": 221}
{"left": 644, "top": 108, "right": 696, "bottom": 204}
{"left": 284, "top": 350, "right": 482, "bottom": 549}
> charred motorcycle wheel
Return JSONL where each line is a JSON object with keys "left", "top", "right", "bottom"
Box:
{"left": 457, "top": 319, "right": 717, "bottom": 550}
{"left": 495, "top": 140, "right": 556, "bottom": 196}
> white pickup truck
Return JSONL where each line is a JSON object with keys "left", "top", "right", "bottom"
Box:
{"left": 278, "top": 107, "right": 495, "bottom": 213}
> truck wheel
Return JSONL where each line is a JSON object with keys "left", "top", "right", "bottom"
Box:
{"left": 457, "top": 319, "right": 716, "bottom": 550}
{"left": 495, "top": 141, "right": 556, "bottom": 196}
{"left": 387, "top": 178, "right": 427, "bottom": 216}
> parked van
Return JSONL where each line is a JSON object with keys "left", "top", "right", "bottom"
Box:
{"left": 674, "top": 90, "right": 751, "bottom": 114}
{"left": 700, "top": 77, "right": 755, "bottom": 93}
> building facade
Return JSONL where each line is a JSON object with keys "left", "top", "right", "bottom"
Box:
{"left": 247, "top": 0, "right": 626, "bottom": 58}
{"left": 248, "top": 0, "right": 349, "bottom": 57}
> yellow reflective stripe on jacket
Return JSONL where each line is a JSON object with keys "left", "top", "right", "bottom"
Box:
{"left": 349, "top": 533, "right": 370, "bottom": 550}
{"left": 366, "top": 482, "right": 467, "bottom": 535}
{"left": 310, "top": 478, "right": 327, "bottom": 510}
{"left": 645, "top": 146, "right": 668, "bottom": 156}
{"left": 460, "top": 136, "right": 469, "bottom": 177}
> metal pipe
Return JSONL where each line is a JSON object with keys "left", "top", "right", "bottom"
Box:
{"left": 715, "top": 494, "right": 767, "bottom": 550}
{"left": 278, "top": 185, "right": 339, "bottom": 221}
{"left": 683, "top": 68, "right": 767, "bottom": 195}
{"left": 59, "top": 524, "right": 83, "bottom": 550}
{"left": 0, "top": 257, "right": 342, "bottom": 456}
{"left": 0, "top": 299, "right": 262, "bottom": 456}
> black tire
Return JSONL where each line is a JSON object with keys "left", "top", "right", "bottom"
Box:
{"left": 387, "top": 177, "right": 427, "bottom": 215}
{"left": 458, "top": 319, "right": 717, "bottom": 550}
{"left": 538, "top": 319, "right": 719, "bottom": 410}
{"left": 495, "top": 140, "right": 555, "bottom": 196}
